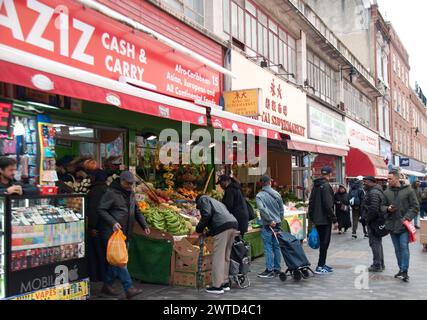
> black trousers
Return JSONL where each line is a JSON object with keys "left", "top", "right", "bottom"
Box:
{"left": 316, "top": 224, "right": 332, "bottom": 267}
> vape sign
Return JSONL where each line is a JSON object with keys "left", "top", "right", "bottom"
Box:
{"left": 8, "top": 259, "right": 88, "bottom": 296}
{"left": 0, "top": 0, "right": 220, "bottom": 103}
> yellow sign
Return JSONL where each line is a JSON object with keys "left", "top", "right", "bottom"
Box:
{"left": 223, "top": 89, "right": 260, "bottom": 116}
{"left": 11, "top": 280, "right": 89, "bottom": 300}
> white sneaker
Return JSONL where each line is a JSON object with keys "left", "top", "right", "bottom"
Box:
{"left": 206, "top": 287, "right": 224, "bottom": 295}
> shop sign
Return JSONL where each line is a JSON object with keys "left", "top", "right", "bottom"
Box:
{"left": 0, "top": 0, "right": 220, "bottom": 104}
{"left": 309, "top": 107, "right": 346, "bottom": 145}
{"left": 9, "top": 279, "right": 89, "bottom": 300}
{"left": 399, "top": 158, "right": 410, "bottom": 167}
{"left": 8, "top": 259, "right": 88, "bottom": 296}
{"left": 346, "top": 118, "right": 379, "bottom": 155}
{"left": 230, "top": 51, "right": 307, "bottom": 137}
{"left": 0, "top": 102, "right": 12, "bottom": 133}
{"left": 223, "top": 89, "right": 261, "bottom": 117}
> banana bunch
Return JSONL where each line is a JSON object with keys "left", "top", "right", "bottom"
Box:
{"left": 164, "top": 210, "right": 191, "bottom": 235}
{"left": 144, "top": 208, "right": 166, "bottom": 231}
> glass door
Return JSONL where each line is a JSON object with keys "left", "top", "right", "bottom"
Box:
{"left": 0, "top": 197, "right": 5, "bottom": 299}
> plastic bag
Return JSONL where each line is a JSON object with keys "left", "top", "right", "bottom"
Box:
{"left": 403, "top": 220, "right": 417, "bottom": 243}
{"left": 308, "top": 227, "right": 320, "bottom": 250}
{"left": 107, "top": 230, "right": 128, "bottom": 267}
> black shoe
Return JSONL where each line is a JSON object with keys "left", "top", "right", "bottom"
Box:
{"left": 394, "top": 271, "right": 403, "bottom": 279}
{"left": 101, "top": 284, "right": 120, "bottom": 297}
{"left": 352, "top": 234, "right": 357, "bottom": 239}
{"left": 206, "top": 287, "right": 224, "bottom": 295}
{"left": 221, "top": 283, "right": 231, "bottom": 292}
{"left": 400, "top": 272, "right": 409, "bottom": 282}
{"left": 368, "top": 265, "right": 382, "bottom": 273}
{"left": 273, "top": 270, "right": 281, "bottom": 277}
{"left": 415, "top": 226, "right": 420, "bottom": 230}
{"left": 126, "top": 287, "right": 143, "bottom": 300}
{"left": 364, "top": 233, "right": 369, "bottom": 239}
{"left": 258, "top": 269, "right": 275, "bottom": 279}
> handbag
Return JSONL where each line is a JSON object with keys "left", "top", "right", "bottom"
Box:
{"left": 308, "top": 227, "right": 320, "bottom": 249}
{"left": 403, "top": 220, "right": 417, "bottom": 243}
{"left": 370, "top": 216, "right": 389, "bottom": 238}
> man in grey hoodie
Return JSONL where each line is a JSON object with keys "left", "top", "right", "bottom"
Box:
{"left": 256, "top": 175, "right": 284, "bottom": 279}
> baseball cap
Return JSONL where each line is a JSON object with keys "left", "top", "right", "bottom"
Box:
{"left": 260, "top": 175, "right": 271, "bottom": 184}
{"left": 216, "top": 175, "right": 231, "bottom": 185}
{"left": 363, "top": 176, "right": 377, "bottom": 183}
{"left": 321, "top": 166, "right": 332, "bottom": 175}
{"left": 120, "top": 171, "right": 135, "bottom": 184}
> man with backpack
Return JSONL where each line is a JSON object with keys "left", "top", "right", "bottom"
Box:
{"left": 361, "top": 176, "right": 387, "bottom": 273}
{"left": 349, "top": 177, "right": 368, "bottom": 239}
{"left": 256, "top": 175, "right": 285, "bottom": 279}
{"left": 308, "top": 166, "right": 338, "bottom": 275}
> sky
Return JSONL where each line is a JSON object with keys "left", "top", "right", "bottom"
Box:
{"left": 377, "top": 0, "right": 427, "bottom": 90}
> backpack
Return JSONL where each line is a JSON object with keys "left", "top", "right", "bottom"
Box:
{"left": 349, "top": 188, "right": 363, "bottom": 207}
{"left": 246, "top": 200, "right": 257, "bottom": 221}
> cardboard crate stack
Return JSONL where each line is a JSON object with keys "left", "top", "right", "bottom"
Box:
{"left": 420, "top": 219, "right": 427, "bottom": 251}
{"left": 172, "top": 237, "right": 213, "bottom": 288}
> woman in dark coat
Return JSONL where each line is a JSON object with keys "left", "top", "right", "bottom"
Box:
{"left": 218, "top": 175, "right": 249, "bottom": 237}
{"left": 87, "top": 169, "right": 109, "bottom": 283}
{"left": 334, "top": 185, "right": 351, "bottom": 234}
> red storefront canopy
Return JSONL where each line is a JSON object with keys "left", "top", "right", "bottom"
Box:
{"left": 345, "top": 147, "right": 389, "bottom": 179}
{"left": 286, "top": 136, "right": 349, "bottom": 157}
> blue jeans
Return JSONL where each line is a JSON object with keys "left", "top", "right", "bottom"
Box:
{"left": 105, "top": 265, "right": 133, "bottom": 291}
{"left": 261, "top": 224, "right": 282, "bottom": 271}
{"left": 390, "top": 231, "right": 410, "bottom": 273}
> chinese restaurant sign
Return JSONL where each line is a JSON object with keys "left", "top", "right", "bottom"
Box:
{"left": 223, "top": 89, "right": 261, "bottom": 116}
{"left": 0, "top": 0, "right": 220, "bottom": 104}
{"left": 230, "top": 51, "right": 307, "bottom": 137}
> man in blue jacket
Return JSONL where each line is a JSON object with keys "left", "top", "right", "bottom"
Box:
{"left": 256, "top": 175, "right": 284, "bottom": 279}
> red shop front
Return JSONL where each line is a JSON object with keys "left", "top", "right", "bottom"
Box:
{"left": 0, "top": 0, "right": 227, "bottom": 299}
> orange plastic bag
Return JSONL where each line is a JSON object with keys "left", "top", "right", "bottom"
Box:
{"left": 106, "top": 230, "right": 128, "bottom": 267}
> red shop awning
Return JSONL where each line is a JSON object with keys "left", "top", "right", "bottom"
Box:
{"left": 345, "top": 148, "right": 389, "bottom": 179}
{"left": 286, "top": 136, "right": 349, "bottom": 157}
{"left": 0, "top": 55, "right": 207, "bottom": 127}
{"left": 210, "top": 108, "right": 282, "bottom": 140}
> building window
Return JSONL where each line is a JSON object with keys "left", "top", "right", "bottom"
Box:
{"left": 344, "top": 81, "right": 376, "bottom": 128}
{"left": 307, "top": 51, "right": 337, "bottom": 106}
{"left": 162, "top": 0, "right": 205, "bottom": 25}
{"left": 223, "top": 0, "right": 297, "bottom": 80}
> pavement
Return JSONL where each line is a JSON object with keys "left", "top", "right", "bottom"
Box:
{"left": 91, "top": 227, "right": 427, "bottom": 300}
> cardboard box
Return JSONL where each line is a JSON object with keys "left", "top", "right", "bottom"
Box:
{"left": 420, "top": 219, "right": 427, "bottom": 245}
{"left": 173, "top": 271, "right": 212, "bottom": 288}
{"left": 173, "top": 237, "right": 213, "bottom": 273}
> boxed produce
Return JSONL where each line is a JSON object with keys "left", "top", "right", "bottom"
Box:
{"left": 173, "top": 237, "right": 213, "bottom": 273}
{"left": 172, "top": 270, "right": 212, "bottom": 288}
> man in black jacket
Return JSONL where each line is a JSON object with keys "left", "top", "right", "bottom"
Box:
{"left": 362, "top": 176, "right": 386, "bottom": 273}
{"left": 218, "top": 175, "right": 249, "bottom": 237}
{"left": 195, "top": 195, "right": 239, "bottom": 295}
{"left": 98, "top": 171, "right": 150, "bottom": 299}
{"left": 308, "top": 166, "right": 338, "bottom": 275}
{"left": 0, "top": 157, "right": 38, "bottom": 195}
